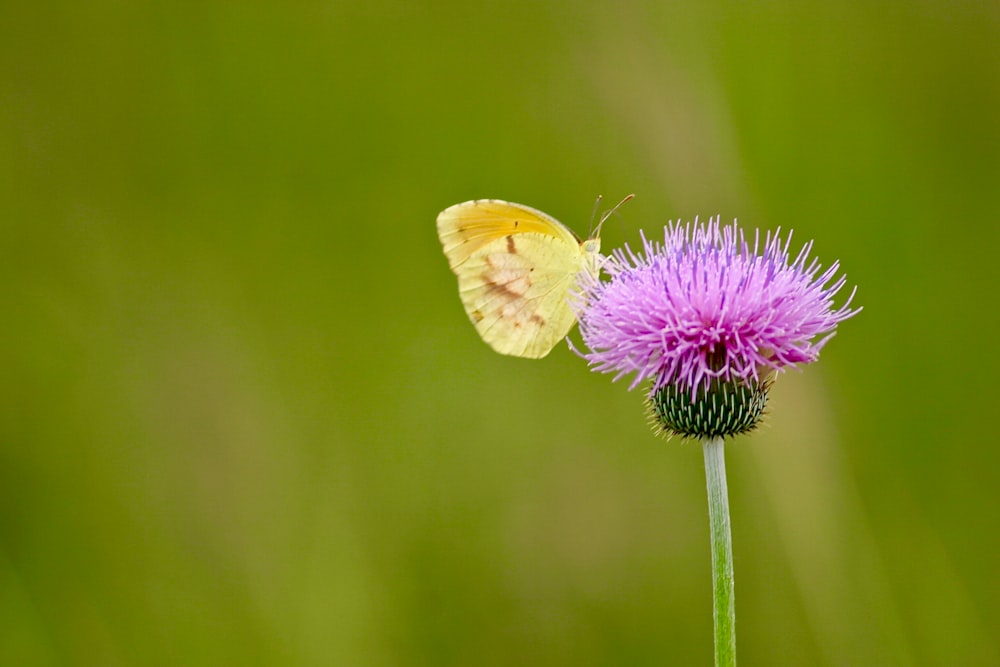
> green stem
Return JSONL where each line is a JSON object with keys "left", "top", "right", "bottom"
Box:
{"left": 703, "top": 436, "right": 736, "bottom": 667}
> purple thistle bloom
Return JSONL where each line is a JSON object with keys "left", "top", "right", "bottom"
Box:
{"left": 575, "top": 217, "right": 859, "bottom": 398}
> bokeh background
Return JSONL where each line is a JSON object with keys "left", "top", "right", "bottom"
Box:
{"left": 2, "top": 1, "right": 998, "bottom": 665}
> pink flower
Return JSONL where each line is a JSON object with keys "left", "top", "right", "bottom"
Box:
{"left": 575, "top": 217, "right": 859, "bottom": 398}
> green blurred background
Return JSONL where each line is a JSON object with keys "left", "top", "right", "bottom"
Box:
{"left": 2, "top": 1, "right": 998, "bottom": 665}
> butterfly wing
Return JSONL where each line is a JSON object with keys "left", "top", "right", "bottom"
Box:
{"left": 437, "top": 200, "right": 591, "bottom": 358}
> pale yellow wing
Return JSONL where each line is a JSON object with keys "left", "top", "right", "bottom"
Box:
{"left": 436, "top": 199, "right": 600, "bottom": 358}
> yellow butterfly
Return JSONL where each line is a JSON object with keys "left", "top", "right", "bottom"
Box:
{"left": 436, "top": 197, "right": 631, "bottom": 358}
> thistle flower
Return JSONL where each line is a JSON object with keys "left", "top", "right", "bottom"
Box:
{"left": 574, "top": 214, "right": 858, "bottom": 667}
{"left": 575, "top": 216, "right": 859, "bottom": 438}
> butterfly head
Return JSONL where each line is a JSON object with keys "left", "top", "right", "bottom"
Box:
{"left": 581, "top": 194, "right": 633, "bottom": 276}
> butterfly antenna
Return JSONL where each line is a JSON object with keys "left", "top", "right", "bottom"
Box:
{"left": 588, "top": 194, "right": 604, "bottom": 235}
{"left": 594, "top": 193, "right": 635, "bottom": 238}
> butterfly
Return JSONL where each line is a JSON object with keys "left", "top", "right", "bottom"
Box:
{"left": 436, "top": 196, "right": 632, "bottom": 358}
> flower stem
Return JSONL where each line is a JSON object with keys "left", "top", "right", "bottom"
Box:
{"left": 703, "top": 436, "right": 736, "bottom": 667}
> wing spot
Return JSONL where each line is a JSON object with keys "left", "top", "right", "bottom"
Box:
{"left": 530, "top": 314, "right": 546, "bottom": 326}
{"left": 506, "top": 235, "right": 517, "bottom": 254}
{"left": 484, "top": 273, "right": 531, "bottom": 298}
{"left": 471, "top": 309, "right": 484, "bottom": 323}
{"left": 483, "top": 253, "right": 531, "bottom": 297}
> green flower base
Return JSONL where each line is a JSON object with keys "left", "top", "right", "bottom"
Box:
{"left": 648, "top": 378, "right": 770, "bottom": 439}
